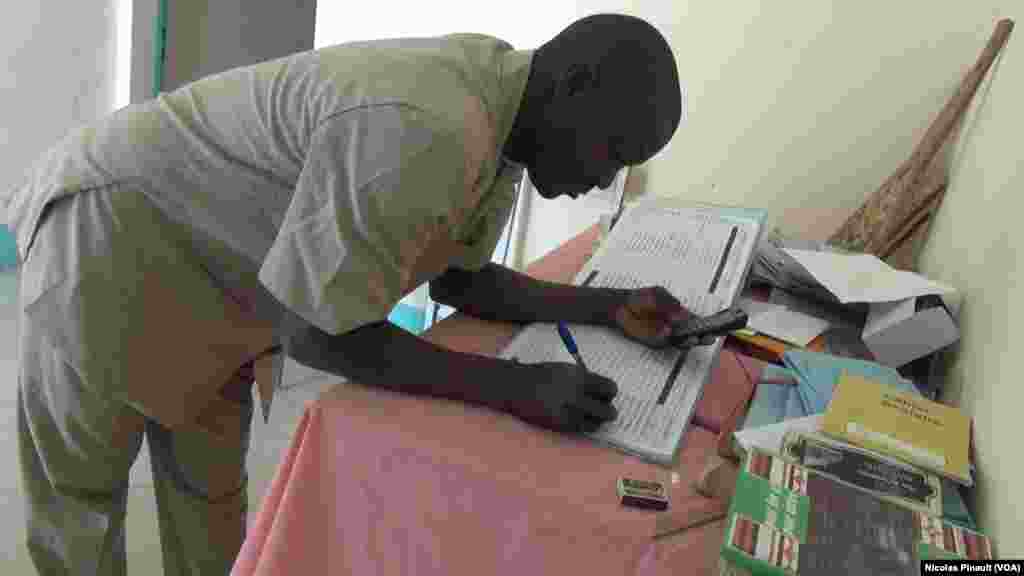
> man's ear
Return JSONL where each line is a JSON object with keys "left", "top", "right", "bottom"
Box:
{"left": 560, "top": 63, "right": 598, "bottom": 98}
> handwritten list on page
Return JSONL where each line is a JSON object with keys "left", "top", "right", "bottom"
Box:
{"left": 501, "top": 202, "right": 763, "bottom": 463}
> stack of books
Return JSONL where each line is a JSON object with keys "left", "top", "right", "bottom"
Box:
{"left": 718, "top": 373, "right": 988, "bottom": 574}
{"left": 820, "top": 372, "right": 972, "bottom": 487}
{"left": 717, "top": 448, "right": 992, "bottom": 575}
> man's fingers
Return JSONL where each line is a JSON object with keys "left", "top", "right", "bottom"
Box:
{"left": 669, "top": 309, "right": 692, "bottom": 325}
{"left": 574, "top": 396, "right": 618, "bottom": 423}
{"left": 579, "top": 415, "right": 604, "bottom": 435}
{"left": 650, "top": 286, "right": 688, "bottom": 315}
{"left": 565, "top": 407, "right": 611, "bottom": 435}
{"left": 584, "top": 375, "right": 618, "bottom": 402}
{"left": 674, "top": 335, "right": 716, "bottom": 349}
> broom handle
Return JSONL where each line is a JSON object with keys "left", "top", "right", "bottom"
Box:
{"left": 907, "top": 19, "right": 1014, "bottom": 175}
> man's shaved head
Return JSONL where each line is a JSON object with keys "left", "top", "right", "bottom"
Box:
{"left": 504, "top": 14, "right": 681, "bottom": 199}
{"left": 535, "top": 14, "right": 681, "bottom": 162}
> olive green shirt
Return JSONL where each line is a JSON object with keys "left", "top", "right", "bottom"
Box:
{"left": 4, "top": 34, "right": 532, "bottom": 429}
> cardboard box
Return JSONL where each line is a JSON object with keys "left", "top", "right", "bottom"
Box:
{"left": 862, "top": 294, "right": 959, "bottom": 368}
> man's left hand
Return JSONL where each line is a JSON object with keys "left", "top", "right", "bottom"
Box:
{"left": 611, "top": 286, "right": 713, "bottom": 349}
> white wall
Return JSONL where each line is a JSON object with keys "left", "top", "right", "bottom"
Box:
{"left": 0, "top": 1, "right": 119, "bottom": 192}
{"left": 1, "top": 0, "right": 125, "bottom": 568}
{"left": 522, "top": 1, "right": 1016, "bottom": 261}
{"left": 562, "top": 0, "right": 1021, "bottom": 554}
{"left": 916, "top": 26, "right": 1022, "bottom": 554}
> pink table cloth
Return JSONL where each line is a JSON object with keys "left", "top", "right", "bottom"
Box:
{"left": 233, "top": 381, "right": 742, "bottom": 576}
{"left": 233, "top": 226, "right": 760, "bottom": 575}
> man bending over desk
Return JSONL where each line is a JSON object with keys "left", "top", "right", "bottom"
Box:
{"left": 286, "top": 15, "right": 692, "bottom": 434}
{"left": 8, "top": 12, "right": 692, "bottom": 576}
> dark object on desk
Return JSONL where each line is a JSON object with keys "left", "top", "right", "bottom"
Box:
{"left": 660, "top": 309, "right": 748, "bottom": 403}
{"left": 828, "top": 19, "right": 1015, "bottom": 271}
{"left": 899, "top": 349, "right": 946, "bottom": 401}
{"left": 670, "top": 308, "right": 748, "bottom": 345}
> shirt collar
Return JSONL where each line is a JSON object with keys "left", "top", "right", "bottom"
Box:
{"left": 496, "top": 49, "right": 533, "bottom": 171}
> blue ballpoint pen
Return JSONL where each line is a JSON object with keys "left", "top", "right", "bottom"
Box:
{"left": 556, "top": 322, "right": 588, "bottom": 371}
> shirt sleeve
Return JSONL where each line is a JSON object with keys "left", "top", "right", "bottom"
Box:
{"left": 258, "top": 105, "right": 473, "bottom": 336}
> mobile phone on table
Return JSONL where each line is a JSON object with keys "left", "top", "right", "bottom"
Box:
{"left": 669, "top": 308, "right": 748, "bottom": 346}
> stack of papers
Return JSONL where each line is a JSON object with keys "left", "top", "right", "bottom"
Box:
{"left": 733, "top": 414, "right": 823, "bottom": 455}
{"left": 500, "top": 200, "right": 766, "bottom": 464}
{"left": 782, "top": 249, "right": 956, "bottom": 304}
{"left": 741, "top": 365, "right": 802, "bottom": 428}
{"left": 751, "top": 230, "right": 957, "bottom": 306}
{"left": 783, "top": 349, "right": 916, "bottom": 414}
{"left": 748, "top": 230, "right": 841, "bottom": 302}
{"left": 823, "top": 373, "right": 973, "bottom": 485}
{"left": 739, "top": 350, "right": 917, "bottom": 430}
{"left": 734, "top": 355, "right": 977, "bottom": 523}
{"left": 738, "top": 298, "right": 830, "bottom": 347}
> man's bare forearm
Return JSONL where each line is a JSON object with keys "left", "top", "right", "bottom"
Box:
{"left": 283, "top": 320, "right": 529, "bottom": 411}
{"left": 429, "top": 263, "right": 629, "bottom": 326}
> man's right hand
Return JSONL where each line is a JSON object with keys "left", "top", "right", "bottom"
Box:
{"left": 507, "top": 362, "right": 620, "bottom": 434}
{"left": 284, "top": 320, "right": 622, "bottom": 435}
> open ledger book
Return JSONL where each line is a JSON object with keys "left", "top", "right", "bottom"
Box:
{"left": 500, "top": 199, "right": 767, "bottom": 464}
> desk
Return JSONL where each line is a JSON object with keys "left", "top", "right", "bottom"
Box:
{"left": 232, "top": 225, "right": 764, "bottom": 576}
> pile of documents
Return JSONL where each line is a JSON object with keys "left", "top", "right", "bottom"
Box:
{"left": 500, "top": 199, "right": 766, "bottom": 464}
{"left": 717, "top": 369, "right": 987, "bottom": 576}
{"left": 729, "top": 358, "right": 978, "bottom": 530}
{"left": 742, "top": 235, "right": 961, "bottom": 372}
{"left": 823, "top": 373, "right": 973, "bottom": 486}
{"left": 717, "top": 444, "right": 993, "bottom": 576}
{"left": 735, "top": 349, "right": 914, "bottom": 434}
{"left": 748, "top": 229, "right": 841, "bottom": 304}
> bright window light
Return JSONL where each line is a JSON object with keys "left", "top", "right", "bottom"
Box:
{"left": 115, "top": 0, "right": 133, "bottom": 108}
{"left": 314, "top": 1, "right": 573, "bottom": 51}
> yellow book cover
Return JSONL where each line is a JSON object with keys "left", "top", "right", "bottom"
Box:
{"left": 822, "top": 373, "right": 972, "bottom": 485}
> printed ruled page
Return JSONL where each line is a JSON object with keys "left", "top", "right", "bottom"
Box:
{"left": 501, "top": 202, "right": 763, "bottom": 463}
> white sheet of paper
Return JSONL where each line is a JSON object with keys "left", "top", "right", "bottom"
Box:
{"left": 501, "top": 202, "right": 762, "bottom": 463}
{"left": 738, "top": 298, "right": 784, "bottom": 319}
{"left": 747, "top": 307, "right": 831, "bottom": 347}
{"left": 733, "top": 415, "right": 824, "bottom": 456}
{"left": 862, "top": 298, "right": 918, "bottom": 339}
{"left": 768, "top": 287, "right": 862, "bottom": 332}
{"left": 783, "top": 249, "right": 956, "bottom": 303}
{"left": 864, "top": 306, "right": 960, "bottom": 368}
